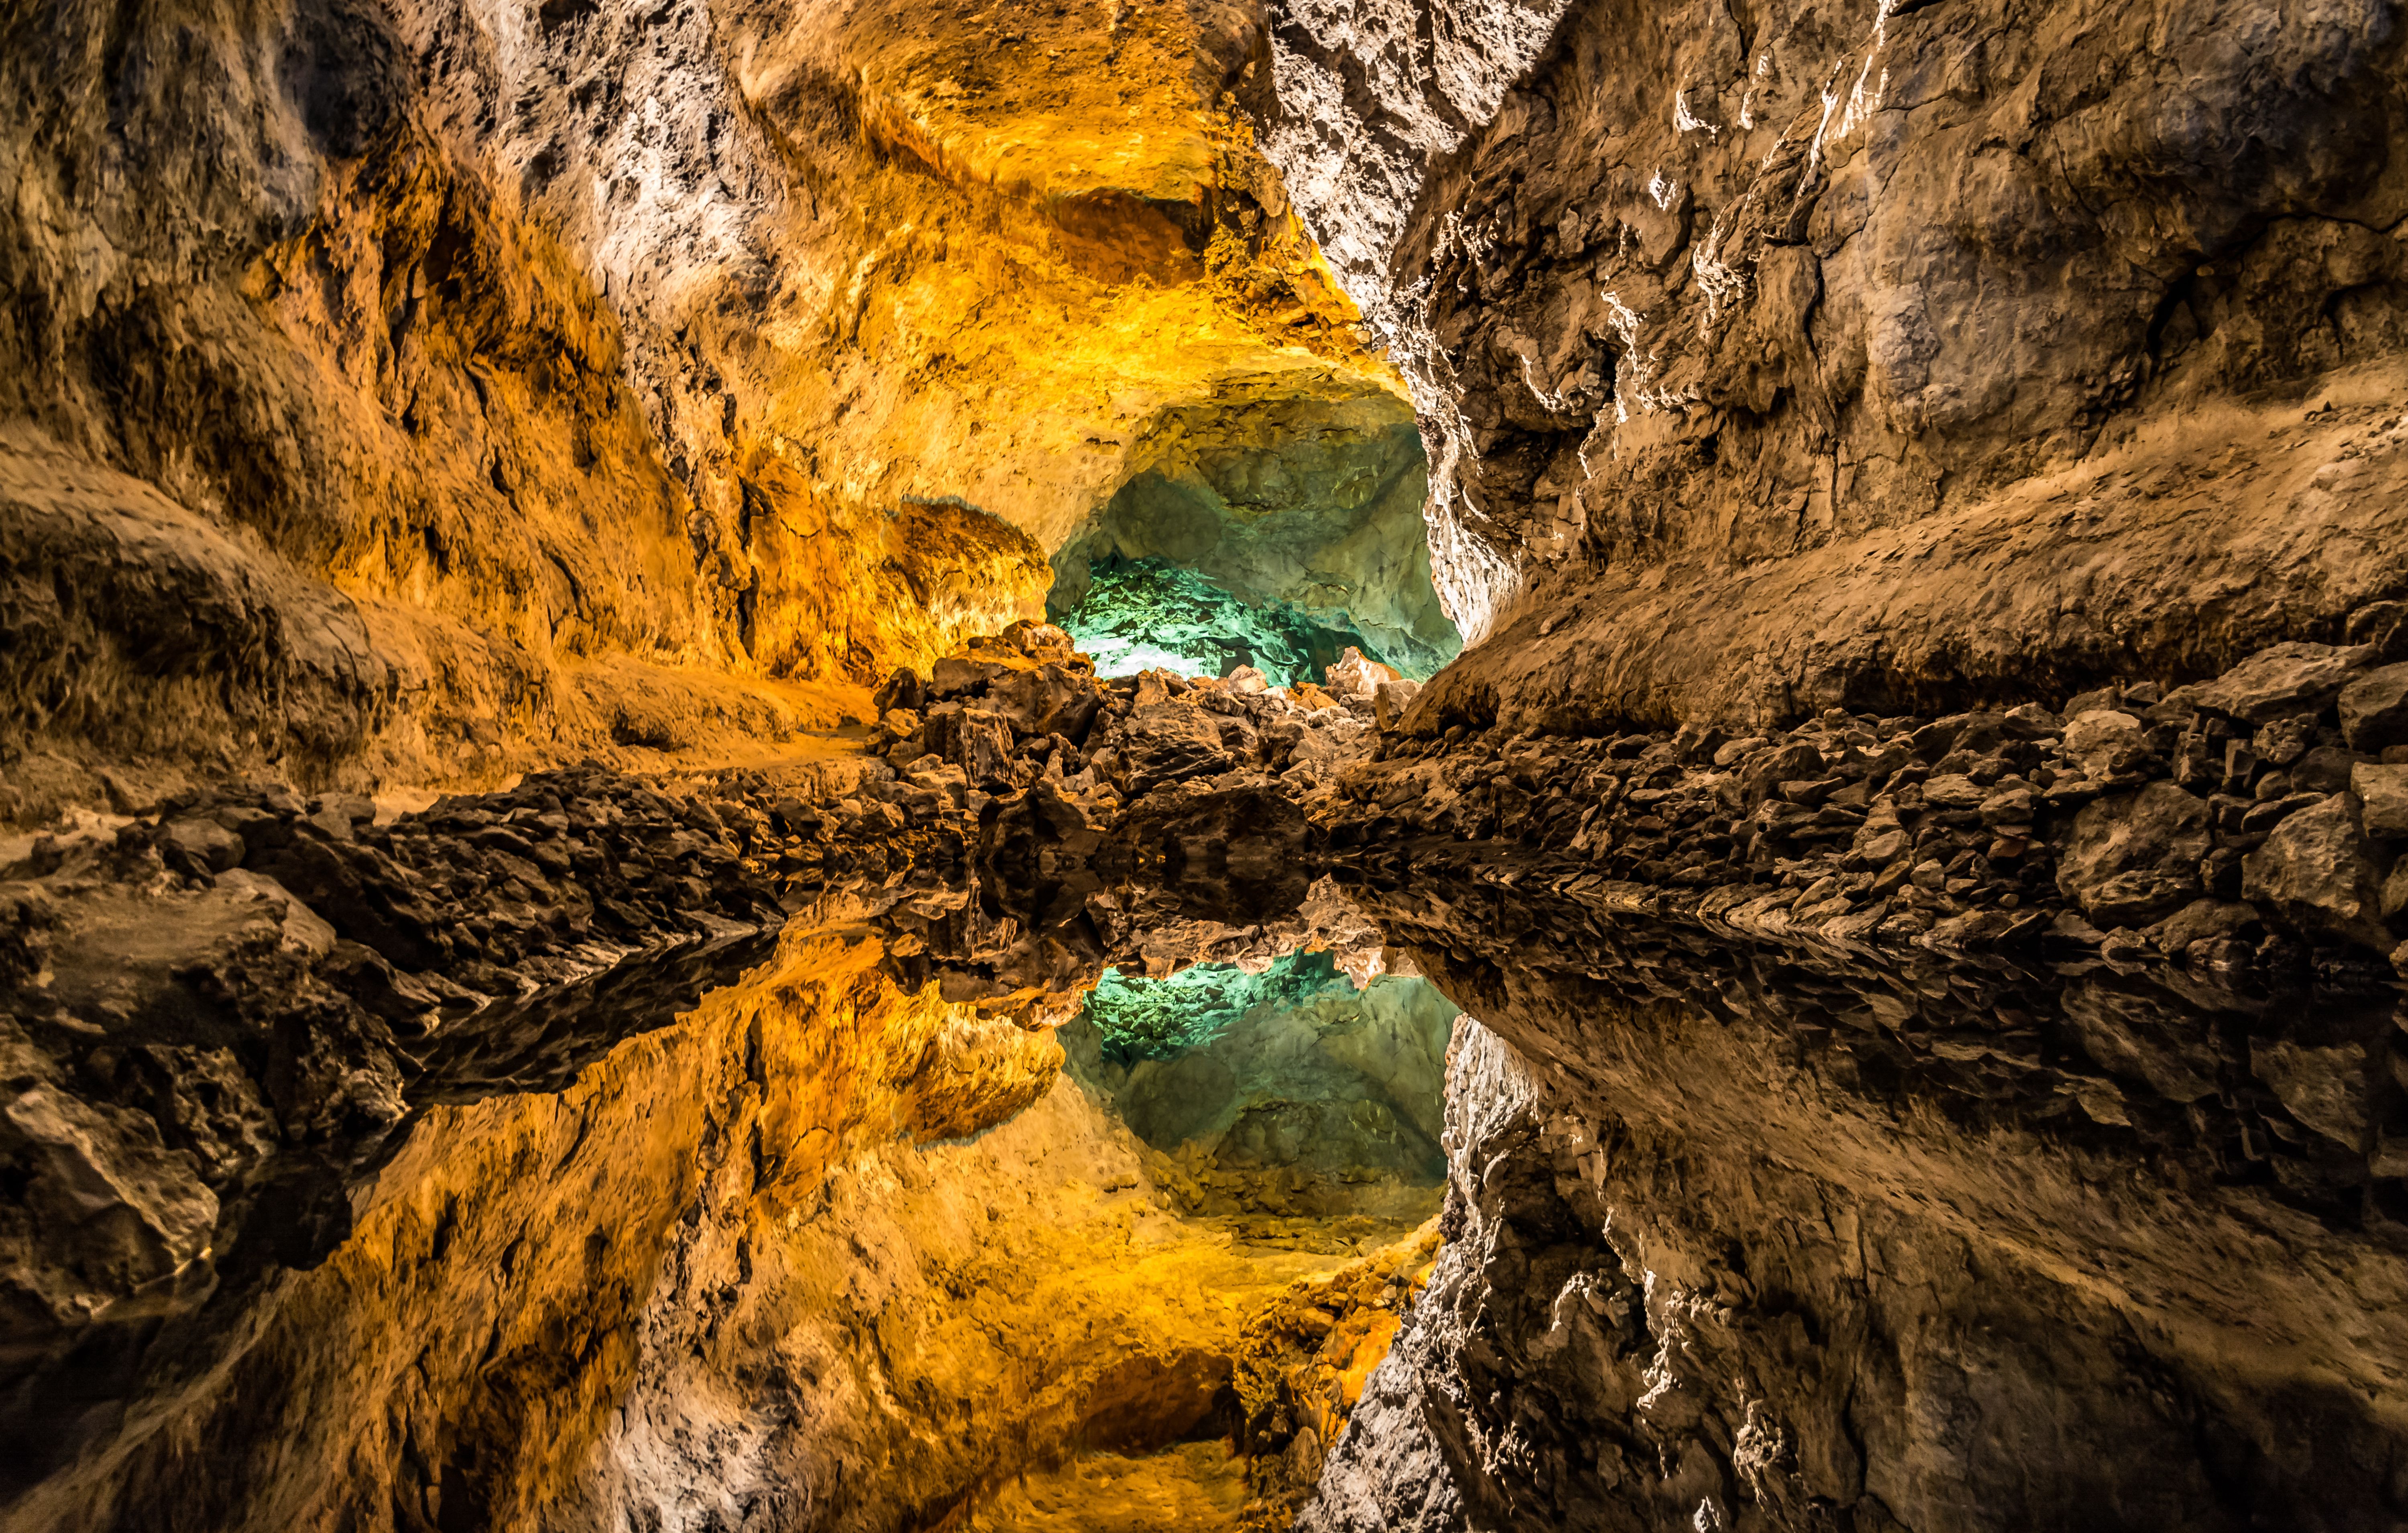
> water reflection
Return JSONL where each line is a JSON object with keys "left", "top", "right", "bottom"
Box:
{"left": 10, "top": 826, "right": 2407, "bottom": 1531}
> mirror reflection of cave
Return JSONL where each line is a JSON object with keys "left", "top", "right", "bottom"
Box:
{"left": 24, "top": 0, "right": 2408, "bottom": 1523}
{"left": 1048, "top": 393, "right": 1461, "bottom": 687}
{"left": 1065, "top": 952, "right": 1458, "bottom": 1246}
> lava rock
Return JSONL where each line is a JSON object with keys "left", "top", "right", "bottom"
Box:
{"left": 2241, "top": 792, "right": 2391, "bottom": 951}
{"left": 2169, "top": 641, "right": 2380, "bottom": 724}
{"left": 2339, "top": 663, "right": 2408, "bottom": 752}
{"left": 2054, "top": 781, "right": 2212, "bottom": 927}
{"left": 162, "top": 815, "right": 245, "bottom": 872}
{"left": 2352, "top": 762, "right": 2408, "bottom": 840}
{"left": 2063, "top": 710, "right": 2152, "bottom": 780}
{"left": 1372, "top": 679, "right": 1421, "bottom": 732}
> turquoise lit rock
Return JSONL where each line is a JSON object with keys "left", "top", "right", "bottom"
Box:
{"left": 1061, "top": 556, "right": 1397, "bottom": 686}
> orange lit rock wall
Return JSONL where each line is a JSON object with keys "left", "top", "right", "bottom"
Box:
{"left": 6, "top": 922, "right": 1342, "bottom": 1533}
{"left": 0, "top": 0, "right": 1399, "bottom": 820}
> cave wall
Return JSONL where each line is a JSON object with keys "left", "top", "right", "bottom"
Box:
{"left": 1250, "top": 0, "right": 2408, "bottom": 729}
{"left": 5, "top": 917, "right": 1352, "bottom": 1533}
{"left": 0, "top": 0, "right": 1408, "bottom": 820}
{"left": 1050, "top": 389, "right": 1461, "bottom": 676}
{"left": 1307, "top": 935, "right": 2408, "bottom": 1533}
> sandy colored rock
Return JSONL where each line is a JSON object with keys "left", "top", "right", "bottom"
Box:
{"left": 2243, "top": 792, "right": 2392, "bottom": 952}
{"left": 2353, "top": 761, "right": 2408, "bottom": 840}
{"left": 2342, "top": 663, "right": 2408, "bottom": 752}
{"left": 1256, "top": 0, "right": 2408, "bottom": 733}
{"left": 2054, "top": 782, "right": 2211, "bottom": 929}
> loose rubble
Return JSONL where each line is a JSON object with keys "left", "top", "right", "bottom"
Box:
{"left": 1331, "top": 636, "right": 2408, "bottom": 982}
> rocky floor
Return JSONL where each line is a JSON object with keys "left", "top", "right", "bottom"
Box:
{"left": 1339, "top": 620, "right": 2408, "bottom": 998}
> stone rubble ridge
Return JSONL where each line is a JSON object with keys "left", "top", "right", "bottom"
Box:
{"left": 1333, "top": 618, "right": 2408, "bottom": 986}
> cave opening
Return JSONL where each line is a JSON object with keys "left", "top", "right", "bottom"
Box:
{"left": 1064, "top": 949, "right": 1456, "bottom": 1239}
{"left": 1044, "top": 390, "right": 1462, "bottom": 688}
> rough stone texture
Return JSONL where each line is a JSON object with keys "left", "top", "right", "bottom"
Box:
{"left": 1325, "top": 637, "right": 2408, "bottom": 988}
{"left": 2054, "top": 781, "right": 2212, "bottom": 928}
{"left": 1303, "top": 878, "right": 2408, "bottom": 1533}
{"left": 0, "top": 618, "right": 1416, "bottom": 1532}
{"left": 2341, "top": 661, "right": 2408, "bottom": 751}
{"left": 0, "top": 0, "right": 1415, "bottom": 818}
{"left": 2243, "top": 791, "right": 2392, "bottom": 951}
{"left": 1253, "top": 0, "right": 2408, "bottom": 732}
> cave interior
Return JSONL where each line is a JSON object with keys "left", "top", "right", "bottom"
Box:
{"left": 6, "top": 0, "right": 2408, "bottom": 1531}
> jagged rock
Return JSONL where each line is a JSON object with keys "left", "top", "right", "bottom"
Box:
{"left": 2054, "top": 782, "right": 2211, "bottom": 928}
{"left": 874, "top": 667, "right": 928, "bottom": 716}
{"left": 2062, "top": 710, "right": 2152, "bottom": 780}
{"left": 161, "top": 816, "right": 244, "bottom": 872}
{"left": 1324, "top": 648, "right": 1400, "bottom": 701}
{"left": 2169, "top": 642, "right": 2381, "bottom": 724}
{"left": 2339, "top": 662, "right": 2408, "bottom": 752}
{"left": 925, "top": 708, "right": 1025, "bottom": 788}
{"left": 2352, "top": 762, "right": 2408, "bottom": 840}
{"left": 1107, "top": 700, "right": 1238, "bottom": 793}
{"left": 2250, "top": 1036, "right": 2371, "bottom": 1151}
{"left": 0, "top": 1044, "right": 222, "bottom": 1321}
{"left": 2242, "top": 792, "right": 2392, "bottom": 951}
{"left": 1372, "top": 679, "right": 1420, "bottom": 732}
{"left": 2296, "top": 745, "right": 2368, "bottom": 794}
{"left": 988, "top": 663, "right": 1103, "bottom": 740}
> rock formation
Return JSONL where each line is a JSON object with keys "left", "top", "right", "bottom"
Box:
{"left": 8, "top": 0, "right": 2408, "bottom": 1529}
{"left": 1254, "top": 0, "right": 2408, "bottom": 723}
{"left": 0, "top": 0, "right": 1434, "bottom": 821}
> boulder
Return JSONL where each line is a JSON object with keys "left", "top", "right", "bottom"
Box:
{"left": 1742, "top": 742, "right": 1826, "bottom": 803}
{"left": 2250, "top": 714, "right": 2318, "bottom": 767}
{"left": 2168, "top": 641, "right": 2379, "bottom": 724}
{"left": 1372, "top": 678, "right": 1422, "bottom": 732}
{"left": 989, "top": 663, "right": 1103, "bottom": 740}
{"left": 2241, "top": 792, "right": 2391, "bottom": 950}
{"left": 999, "top": 619, "right": 1077, "bottom": 661}
{"left": 2062, "top": 710, "right": 2151, "bottom": 780}
{"left": 2249, "top": 1036, "right": 2370, "bottom": 1151}
{"left": 2294, "top": 746, "right": 2366, "bottom": 795}
{"left": 1106, "top": 700, "right": 1235, "bottom": 792}
{"left": 163, "top": 816, "right": 244, "bottom": 872}
{"left": 2054, "top": 781, "right": 2212, "bottom": 927}
{"left": 1922, "top": 774, "right": 1986, "bottom": 811}
{"left": 924, "top": 708, "right": 1024, "bottom": 788}
{"left": 2351, "top": 762, "right": 2408, "bottom": 840}
{"left": 1325, "top": 647, "right": 1401, "bottom": 701}
{"left": 2339, "top": 663, "right": 2408, "bottom": 752}
{"left": 873, "top": 665, "right": 926, "bottom": 715}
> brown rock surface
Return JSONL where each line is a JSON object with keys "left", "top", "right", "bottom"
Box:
{"left": 0, "top": 0, "right": 1413, "bottom": 819}
{"left": 1253, "top": 0, "right": 2408, "bottom": 732}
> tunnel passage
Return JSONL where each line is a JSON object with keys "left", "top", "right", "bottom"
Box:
{"left": 1062, "top": 951, "right": 1459, "bottom": 1247}
{"left": 1047, "top": 390, "right": 1461, "bottom": 686}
